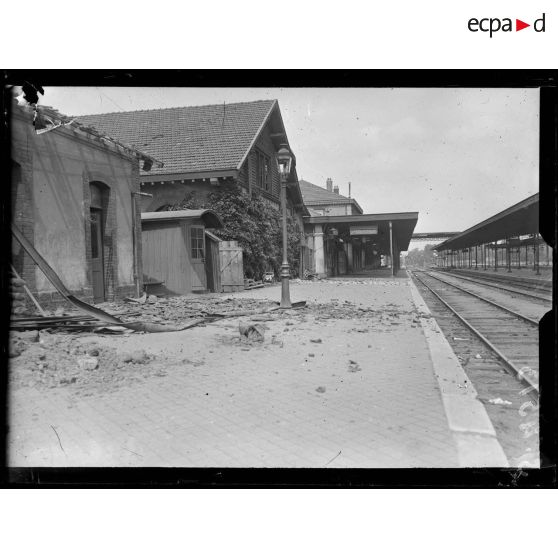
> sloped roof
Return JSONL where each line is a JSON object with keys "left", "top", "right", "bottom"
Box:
{"left": 434, "top": 193, "right": 539, "bottom": 251}
{"left": 299, "top": 179, "right": 363, "bottom": 213}
{"left": 141, "top": 209, "right": 223, "bottom": 228}
{"left": 78, "top": 100, "right": 277, "bottom": 177}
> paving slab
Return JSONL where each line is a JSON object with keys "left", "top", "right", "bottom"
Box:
{"left": 7, "top": 275, "right": 503, "bottom": 468}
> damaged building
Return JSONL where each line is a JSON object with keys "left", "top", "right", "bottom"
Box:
{"left": 10, "top": 102, "right": 161, "bottom": 308}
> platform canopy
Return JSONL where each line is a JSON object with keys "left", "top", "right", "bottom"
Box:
{"left": 141, "top": 209, "right": 223, "bottom": 228}
{"left": 305, "top": 212, "right": 419, "bottom": 252}
{"left": 434, "top": 193, "right": 539, "bottom": 251}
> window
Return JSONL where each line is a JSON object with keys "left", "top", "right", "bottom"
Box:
{"left": 255, "top": 150, "right": 271, "bottom": 192}
{"left": 191, "top": 227, "right": 205, "bottom": 259}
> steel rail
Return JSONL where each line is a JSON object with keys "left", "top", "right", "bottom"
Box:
{"left": 411, "top": 271, "right": 539, "bottom": 393}
{"left": 436, "top": 269, "right": 551, "bottom": 303}
{"left": 420, "top": 271, "right": 540, "bottom": 326}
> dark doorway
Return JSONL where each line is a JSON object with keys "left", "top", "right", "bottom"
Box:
{"left": 90, "top": 208, "right": 105, "bottom": 301}
{"left": 89, "top": 182, "right": 108, "bottom": 302}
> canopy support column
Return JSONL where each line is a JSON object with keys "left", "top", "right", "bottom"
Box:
{"left": 313, "top": 224, "right": 326, "bottom": 278}
{"left": 389, "top": 221, "right": 394, "bottom": 276}
{"left": 346, "top": 241, "right": 353, "bottom": 273}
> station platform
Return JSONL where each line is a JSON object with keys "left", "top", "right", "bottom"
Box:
{"left": 436, "top": 266, "right": 552, "bottom": 288}
{"left": 8, "top": 274, "right": 508, "bottom": 468}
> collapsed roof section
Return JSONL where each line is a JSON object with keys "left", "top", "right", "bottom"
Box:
{"left": 12, "top": 101, "right": 163, "bottom": 170}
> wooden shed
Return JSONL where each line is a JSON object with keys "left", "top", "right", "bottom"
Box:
{"left": 141, "top": 209, "right": 223, "bottom": 295}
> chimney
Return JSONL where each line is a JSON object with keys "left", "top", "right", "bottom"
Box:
{"left": 333, "top": 184, "right": 339, "bottom": 195}
{"left": 326, "top": 177, "right": 333, "bottom": 191}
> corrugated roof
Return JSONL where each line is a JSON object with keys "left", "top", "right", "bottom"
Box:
{"left": 299, "top": 179, "right": 363, "bottom": 213}
{"left": 78, "top": 100, "right": 277, "bottom": 177}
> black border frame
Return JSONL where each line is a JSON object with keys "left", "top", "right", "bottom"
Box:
{"left": 2, "top": 70, "right": 556, "bottom": 488}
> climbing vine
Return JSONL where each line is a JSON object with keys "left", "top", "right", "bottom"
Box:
{"left": 162, "top": 187, "right": 302, "bottom": 280}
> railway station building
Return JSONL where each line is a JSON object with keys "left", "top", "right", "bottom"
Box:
{"left": 302, "top": 212, "right": 418, "bottom": 278}
{"left": 433, "top": 193, "right": 551, "bottom": 276}
{"left": 298, "top": 177, "right": 418, "bottom": 277}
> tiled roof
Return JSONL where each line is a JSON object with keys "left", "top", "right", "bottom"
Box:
{"left": 299, "top": 179, "right": 363, "bottom": 213}
{"left": 77, "top": 100, "right": 277, "bottom": 177}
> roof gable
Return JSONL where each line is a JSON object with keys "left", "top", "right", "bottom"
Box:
{"left": 299, "top": 179, "right": 363, "bottom": 213}
{"left": 77, "top": 100, "right": 277, "bottom": 177}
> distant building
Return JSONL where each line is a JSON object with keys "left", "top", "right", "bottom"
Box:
{"left": 298, "top": 180, "right": 417, "bottom": 278}
{"left": 299, "top": 178, "right": 363, "bottom": 216}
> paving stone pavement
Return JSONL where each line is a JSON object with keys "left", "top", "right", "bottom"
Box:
{"left": 8, "top": 276, "right": 462, "bottom": 467}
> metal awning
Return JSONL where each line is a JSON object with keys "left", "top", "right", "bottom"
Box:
{"left": 305, "top": 212, "right": 419, "bottom": 252}
{"left": 141, "top": 209, "right": 223, "bottom": 228}
{"left": 434, "top": 194, "right": 539, "bottom": 251}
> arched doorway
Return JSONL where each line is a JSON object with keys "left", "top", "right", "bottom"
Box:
{"left": 89, "top": 182, "right": 109, "bottom": 301}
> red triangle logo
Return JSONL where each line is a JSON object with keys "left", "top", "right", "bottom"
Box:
{"left": 516, "top": 19, "right": 530, "bottom": 31}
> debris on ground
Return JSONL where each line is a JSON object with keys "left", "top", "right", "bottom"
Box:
{"left": 77, "top": 356, "right": 99, "bottom": 370}
{"left": 8, "top": 334, "right": 160, "bottom": 395}
{"left": 488, "top": 398, "right": 513, "bottom": 406}
{"left": 475, "top": 354, "right": 483, "bottom": 359}
{"left": 124, "top": 292, "right": 147, "bottom": 304}
{"left": 518, "top": 366, "right": 537, "bottom": 378}
{"left": 239, "top": 323, "right": 265, "bottom": 342}
{"left": 119, "top": 350, "right": 150, "bottom": 365}
{"left": 348, "top": 360, "right": 362, "bottom": 373}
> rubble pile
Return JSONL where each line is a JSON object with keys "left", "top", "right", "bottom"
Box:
{"left": 97, "top": 295, "right": 277, "bottom": 325}
{"left": 8, "top": 330, "right": 162, "bottom": 394}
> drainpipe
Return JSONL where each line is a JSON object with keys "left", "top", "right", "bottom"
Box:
{"left": 131, "top": 191, "right": 153, "bottom": 297}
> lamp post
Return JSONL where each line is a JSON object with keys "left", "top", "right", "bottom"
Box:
{"left": 277, "top": 144, "right": 293, "bottom": 308}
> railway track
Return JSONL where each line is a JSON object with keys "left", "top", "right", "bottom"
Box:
{"left": 411, "top": 270, "right": 539, "bottom": 392}
{"left": 434, "top": 268, "right": 552, "bottom": 303}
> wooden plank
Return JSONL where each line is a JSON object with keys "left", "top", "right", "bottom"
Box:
{"left": 219, "top": 240, "right": 244, "bottom": 291}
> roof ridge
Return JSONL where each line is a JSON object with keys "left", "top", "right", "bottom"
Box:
{"left": 300, "top": 179, "right": 351, "bottom": 201}
{"left": 77, "top": 98, "right": 277, "bottom": 119}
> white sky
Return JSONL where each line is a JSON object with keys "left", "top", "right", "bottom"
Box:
{"left": 44, "top": 87, "right": 539, "bottom": 233}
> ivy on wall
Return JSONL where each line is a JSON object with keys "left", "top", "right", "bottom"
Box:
{"left": 162, "top": 186, "right": 302, "bottom": 280}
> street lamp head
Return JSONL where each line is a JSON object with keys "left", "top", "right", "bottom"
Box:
{"left": 276, "top": 144, "right": 292, "bottom": 178}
